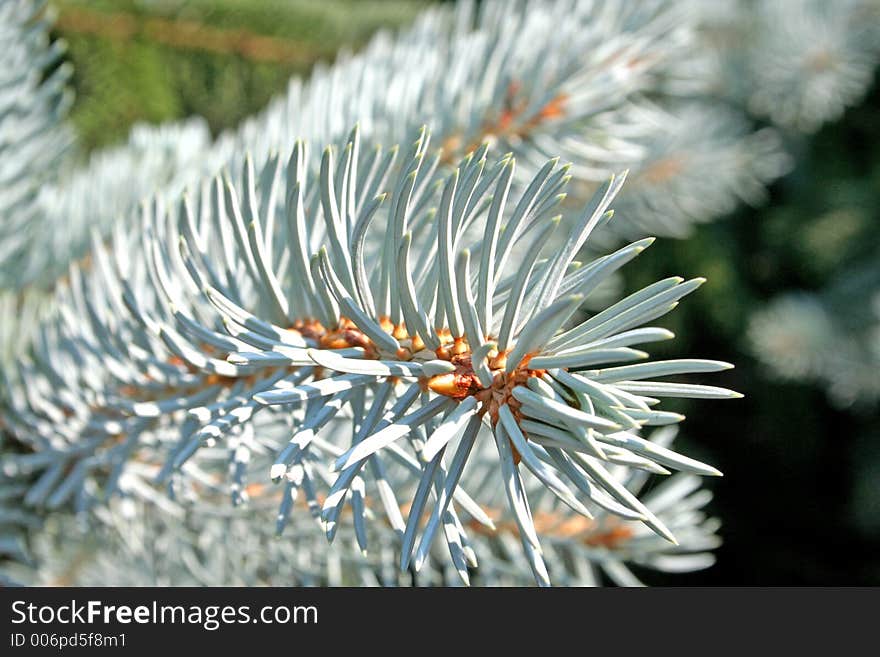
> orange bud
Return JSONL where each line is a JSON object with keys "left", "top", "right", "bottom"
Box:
{"left": 427, "top": 372, "right": 459, "bottom": 396}
{"left": 489, "top": 351, "right": 508, "bottom": 371}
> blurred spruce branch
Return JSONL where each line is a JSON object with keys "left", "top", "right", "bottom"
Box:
{"left": 56, "top": 5, "right": 358, "bottom": 65}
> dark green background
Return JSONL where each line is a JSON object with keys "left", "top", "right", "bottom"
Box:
{"left": 628, "top": 83, "right": 880, "bottom": 584}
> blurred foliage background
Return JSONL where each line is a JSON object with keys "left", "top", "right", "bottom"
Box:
{"left": 52, "top": 0, "right": 428, "bottom": 151}
{"left": 626, "top": 83, "right": 880, "bottom": 584}
{"left": 48, "top": 0, "right": 878, "bottom": 584}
